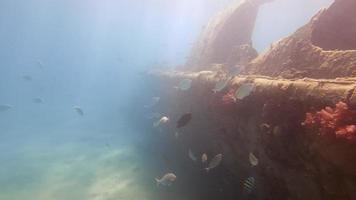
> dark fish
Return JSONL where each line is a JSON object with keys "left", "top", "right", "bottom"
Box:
{"left": 33, "top": 98, "right": 43, "bottom": 104}
{"left": 37, "top": 60, "right": 44, "bottom": 71}
{"left": 22, "top": 75, "right": 32, "bottom": 81}
{"left": 176, "top": 113, "right": 192, "bottom": 128}
{"left": 74, "top": 106, "right": 84, "bottom": 116}
{"left": 0, "top": 104, "right": 12, "bottom": 112}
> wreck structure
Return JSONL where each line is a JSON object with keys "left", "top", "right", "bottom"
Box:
{"left": 144, "top": 0, "right": 356, "bottom": 199}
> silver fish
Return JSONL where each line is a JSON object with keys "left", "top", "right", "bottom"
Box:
{"left": 235, "top": 83, "right": 254, "bottom": 100}
{"left": 243, "top": 177, "right": 255, "bottom": 193}
{"left": 188, "top": 149, "right": 197, "bottom": 161}
{"left": 155, "top": 173, "right": 177, "bottom": 187}
{"left": 212, "top": 79, "right": 229, "bottom": 93}
{"left": 153, "top": 116, "right": 169, "bottom": 127}
{"left": 201, "top": 153, "right": 208, "bottom": 163}
{"left": 205, "top": 153, "right": 223, "bottom": 172}
{"left": 0, "top": 104, "right": 12, "bottom": 112}
{"left": 249, "top": 152, "right": 258, "bottom": 167}
{"left": 176, "top": 79, "right": 192, "bottom": 91}
{"left": 74, "top": 106, "right": 84, "bottom": 116}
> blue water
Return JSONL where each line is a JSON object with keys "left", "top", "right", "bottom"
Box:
{"left": 0, "top": 0, "right": 333, "bottom": 199}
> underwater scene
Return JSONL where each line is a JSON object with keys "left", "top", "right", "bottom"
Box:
{"left": 1, "top": 0, "right": 356, "bottom": 200}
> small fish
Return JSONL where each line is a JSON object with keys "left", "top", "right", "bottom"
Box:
{"left": 205, "top": 154, "right": 222, "bottom": 172}
{"left": 176, "top": 113, "right": 192, "bottom": 128}
{"left": 153, "top": 116, "right": 169, "bottom": 127}
{"left": 22, "top": 75, "right": 32, "bottom": 81}
{"left": 235, "top": 83, "right": 254, "bottom": 100}
{"left": 249, "top": 152, "right": 258, "bottom": 167}
{"left": 144, "top": 97, "right": 160, "bottom": 108}
{"left": 176, "top": 79, "right": 192, "bottom": 91}
{"left": 155, "top": 173, "right": 177, "bottom": 187}
{"left": 33, "top": 98, "right": 43, "bottom": 104}
{"left": 37, "top": 60, "right": 44, "bottom": 70}
{"left": 0, "top": 104, "right": 12, "bottom": 112}
{"left": 74, "top": 106, "right": 84, "bottom": 116}
{"left": 188, "top": 149, "right": 197, "bottom": 161}
{"left": 259, "top": 123, "right": 271, "bottom": 133}
{"left": 243, "top": 177, "right": 255, "bottom": 193}
{"left": 212, "top": 79, "right": 229, "bottom": 93}
{"left": 201, "top": 153, "right": 208, "bottom": 163}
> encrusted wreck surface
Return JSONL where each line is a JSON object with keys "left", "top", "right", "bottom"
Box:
{"left": 145, "top": 71, "right": 356, "bottom": 200}
{"left": 185, "top": 0, "right": 272, "bottom": 70}
{"left": 247, "top": 0, "right": 356, "bottom": 79}
{"left": 144, "top": 0, "right": 356, "bottom": 199}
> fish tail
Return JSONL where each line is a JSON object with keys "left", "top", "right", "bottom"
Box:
{"left": 155, "top": 178, "right": 160, "bottom": 187}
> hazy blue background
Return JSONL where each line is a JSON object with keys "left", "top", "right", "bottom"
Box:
{"left": 254, "top": 0, "right": 333, "bottom": 51}
{"left": 0, "top": 0, "right": 334, "bottom": 132}
{"left": 0, "top": 0, "right": 234, "bottom": 134}
{"left": 0, "top": 0, "right": 334, "bottom": 199}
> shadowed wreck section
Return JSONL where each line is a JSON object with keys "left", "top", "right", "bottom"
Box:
{"left": 311, "top": 0, "right": 356, "bottom": 51}
{"left": 144, "top": 0, "right": 356, "bottom": 199}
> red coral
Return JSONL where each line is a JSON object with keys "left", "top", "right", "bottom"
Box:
{"left": 336, "top": 125, "right": 356, "bottom": 141}
{"left": 221, "top": 89, "right": 236, "bottom": 105}
{"left": 303, "top": 101, "right": 356, "bottom": 141}
{"left": 208, "top": 89, "right": 236, "bottom": 114}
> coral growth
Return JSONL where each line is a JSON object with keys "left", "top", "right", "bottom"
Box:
{"left": 208, "top": 88, "right": 237, "bottom": 114}
{"left": 303, "top": 101, "right": 356, "bottom": 141}
{"left": 221, "top": 89, "right": 236, "bottom": 105}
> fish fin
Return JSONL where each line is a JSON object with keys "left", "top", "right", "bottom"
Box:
{"left": 205, "top": 168, "right": 210, "bottom": 172}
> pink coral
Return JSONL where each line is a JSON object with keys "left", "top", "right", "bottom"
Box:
{"left": 303, "top": 101, "right": 356, "bottom": 141}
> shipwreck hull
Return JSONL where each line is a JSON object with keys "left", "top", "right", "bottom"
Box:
{"left": 142, "top": 0, "right": 356, "bottom": 199}
{"left": 144, "top": 71, "right": 356, "bottom": 200}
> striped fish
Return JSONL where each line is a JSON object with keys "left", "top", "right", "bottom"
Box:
{"left": 243, "top": 177, "right": 255, "bottom": 193}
